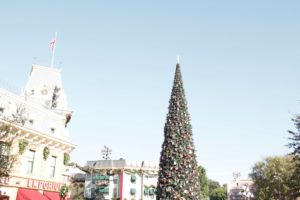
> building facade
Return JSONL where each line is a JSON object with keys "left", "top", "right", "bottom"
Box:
{"left": 84, "top": 159, "right": 159, "bottom": 200}
{"left": 0, "top": 65, "right": 75, "bottom": 200}
{"left": 227, "top": 179, "right": 255, "bottom": 200}
{"left": 70, "top": 173, "right": 85, "bottom": 200}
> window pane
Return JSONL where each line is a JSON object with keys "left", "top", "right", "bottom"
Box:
{"left": 50, "top": 156, "right": 56, "bottom": 177}
{"left": 26, "top": 150, "right": 35, "bottom": 174}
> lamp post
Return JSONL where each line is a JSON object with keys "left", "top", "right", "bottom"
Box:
{"left": 232, "top": 172, "right": 241, "bottom": 182}
{"left": 101, "top": 145, "right": 112, "bottom": 160}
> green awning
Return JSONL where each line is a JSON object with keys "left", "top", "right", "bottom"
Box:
{"left": 130, "top": 188, "right": 136, "bottom": 195}
{"left": 144, "top": 188, "right": 149, "bottom": 195}
{"left": 97, "top": 187, "right": 109, "bottom": 194}
{"left": 131, "top": 175, "right": 136, "bottom": 182}
{"left": 149, "top": 188, "right": 155, "bottom": 195}
{"left": 95, "top": 175, "right": 109, "bottom": 180}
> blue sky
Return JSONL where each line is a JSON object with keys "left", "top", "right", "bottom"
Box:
{"left": 1, "top": 1, "right": 300, "bottom": 184}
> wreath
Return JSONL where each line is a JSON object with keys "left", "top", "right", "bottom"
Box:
{"left": 43, "top": 147, "right": 50, "bottom": 160}
{"left": 19, "top": 140, "right": 28, "bottom": 155}
{"left": 63, "top": 152, "right": 70, "bottom": 165}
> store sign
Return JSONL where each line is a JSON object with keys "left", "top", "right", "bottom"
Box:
{"left": 27, "top": 179, "right": 61, "bottom": 192}
{"left": 0, "top": 177, "right": 9, "bottom": 184}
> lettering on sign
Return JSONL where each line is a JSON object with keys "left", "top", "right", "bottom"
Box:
{"left": 0, "top": 177, "right": 9, "bottom": 184}
{"left": 27, "top": 179, "right": 61, "bottom": 192}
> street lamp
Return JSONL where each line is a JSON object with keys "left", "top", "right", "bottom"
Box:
{"left": 232, "top": 172, "right": 241, "bottom": 182}
{"left": 101, "top": 145, "right": 112, "bottom": 160}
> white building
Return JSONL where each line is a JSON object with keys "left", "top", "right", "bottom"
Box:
{"left": 227, "top": 179, "right": 255, "bottom": 200}
{"left": 0, "top": 65, "right": 75, "bottom": 200}
{"left": 84, "top": 159, "right": 159, "bottom": 200}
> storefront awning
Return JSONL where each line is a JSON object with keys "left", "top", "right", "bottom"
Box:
{"left": 0, "top": 195, "right": 10, "bottom": 200}
{"left": 16, "top": 188, "right": 48, "bottom": 200}
{"left": 43, "top": 191, "right": 60, "bottom": 200}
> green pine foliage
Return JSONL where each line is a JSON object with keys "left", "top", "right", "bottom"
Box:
{"left": 59, "top": 184, "right": 69, "bottom": 199}
{"left": 157, "top": 63, "right": 200, "bottom": 200}
{"left": 287, "top": 116, "right": 300, "bottom": 196}
{"left": 209, "top": 187, "right": 227, "bottom": 200}
{"left": 198, "top": 165, "right": 209, "bottom": 199}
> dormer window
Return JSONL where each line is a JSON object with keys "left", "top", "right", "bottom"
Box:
{"left": 51, "top": 128, "right": 55, "bottom": 133}
{"left": 29, "top": 119, "right": 34, "bottom": 125}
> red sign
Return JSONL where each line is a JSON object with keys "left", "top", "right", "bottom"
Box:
{"left": 27, "top": 179, "right": 61, "bottom": 192}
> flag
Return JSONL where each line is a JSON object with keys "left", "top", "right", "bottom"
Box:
{"left": 50, "top": 38, "right": 56, "bottom": 51}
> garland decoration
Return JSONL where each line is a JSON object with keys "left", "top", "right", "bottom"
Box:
{"left": 43, "top": 147, "right": 50, "bottom": 160}
{"left": 18, "top": 140, "right": 28, "bottom": 155}
{"left": 88, "top": 168, "right": 121, "bottom": 176}
{"left": 124, "top": 169, "right": 158, "bottom": 177}
{"left": 144, "top": 185, "right": 156, "bottom": 196}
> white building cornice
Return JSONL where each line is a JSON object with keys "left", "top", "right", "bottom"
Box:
{"left": 30, "top": 65, "right": 61, "bottom": 75}
{"left": 0, "top": 88, "right": 71, "bottom": 119}
{"left": 0, "top": 119, "right": 76, "bottom": 152}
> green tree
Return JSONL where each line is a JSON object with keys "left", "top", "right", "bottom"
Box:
{"left": 157, "top": 63, "right": 200, "bottom": 199}
{"left": 0, "top": 124, "right": 17, "bottom": 177}
{"left": 198, "top": 165, "right": 209, "bottom": 199}
{"left": 288, "top": 115, "right": 300, "bottom": 196}
{"left": 209, "top": 187, "right": 227, "bottom": 200}
{"left": 249, "top": 156, "right": 298, "bottom": 199}
{"left": 207, "top": 180, "right": 227, "bottom": 200}
{"left": 208, "top": 179, "right": 221, "bottom": 192}
{"left": 0, "top": 104, "right": 27, "bottom": 177}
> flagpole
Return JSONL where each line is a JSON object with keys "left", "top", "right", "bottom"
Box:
{"left": 51, "top": 32, "right": 57, "bottom": 68}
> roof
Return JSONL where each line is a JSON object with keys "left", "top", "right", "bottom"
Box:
{"left": 24, "top": 65, "right": 68, "bottom": 111}
{"left": 86, "top": 159, "right": 159, "bottom": 171}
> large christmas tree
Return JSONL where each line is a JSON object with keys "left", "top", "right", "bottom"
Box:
{"left": 157, "top": 63, "right": 200, "bottom": 200}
